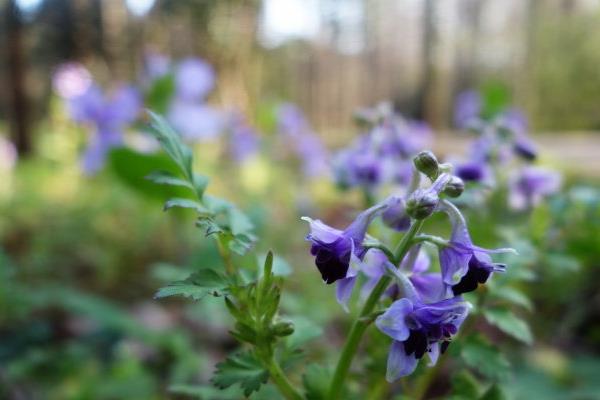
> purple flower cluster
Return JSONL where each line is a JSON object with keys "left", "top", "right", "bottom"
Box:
{"left": 167, "top": 58, "right": 226, "bottom": 141}
{"left": 303, "top": 152, "right": 515, "bottom": 380}
{"left": 452, "top": 90, "right": 561, "bottom": 208}
{"left": 55, "top": 63, "right": 142, "bottom": 175}
{"left": 277, "top": 103, "right": 329, "bottom": 178}
{"left": 332, "top": 102, "right": 431, "bottom": 194}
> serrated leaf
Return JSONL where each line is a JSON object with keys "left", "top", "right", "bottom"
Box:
{"left": 154, "top": 269, "right": 230, "bottom": 300}
{"left": 489, "top": 286, "right": 533, "bottom": 311}
{"left": 147, "top": 111, "right": 194, "bottom": 180}
{"left": 229, "top": 234, "right": 256, "bottom": 255}
{"left": 164, "top": 198, "right": 210, "bottom": 213}
{"left": 483, "top": 308, "right": 533, "bottom": 345}
{"left": 228, "top": 207, "right": 254, "bottom": 236}
{"left": 204, "top": 195, "right": 232, "bottom": 214}
{"left": 303, "top": 365, "right": 331, "bottom": 400}
{"left": 197, "top": 218, "right": 224, "bottom": 236}
{"left": 193, "top": 174, "right": 210, "bottom": 197}
{"left": 479, "top": 383, "right": 507, "bottom": 400}
{"left": 212, "top": 352, "right": 269, "bottom": 397}
{"left": 146, "top": 170, "right": 193, "bottom": 189}
{"left": 461, "top": 335, "right": 511, "bottom": 381}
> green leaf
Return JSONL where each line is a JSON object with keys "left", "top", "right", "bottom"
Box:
{"left": 303, "top": 365, "right": 331, "bottom": 400}
{"left": 154, "top": 269, "right": 230, "bottom": 300}
{"left": 197, "top": 218, "right": 225, "bottom": 236}
{"left": 147, "top": 111, "right": 194, "bottom": 180}
{"left": 479, "top": 383, "right": 507, "bottom": 400}
{"left": 212, "top": 352, "right": 269, "bottom": 397}
{"left": 489, "top": 286, "right": 533, "bottom": 311}
{"left": 286, "top": 317, "right": 323, "bottom": 350}
{"left": 228, "top": 207, "right": 254, "bottom": 236}
{"left": 452, "top": 370, "right": 482, "bottom": 399}
{"left": 460, "top": 335, "right": 511, "bottom": 381}
{"left": 164, "top": 198, "right": 209, "bottom": 213}
{"left": 146, "top": 170, "right": 193, "bottom": 189}
{"left": 258, "top": 253, "right": 292, "bottom": 277}
{"left": 108, "top": 147, "right": 188, "bottom": 198}
{"left": 483, "top": 308, "right": 533, "bottom": 345}
{"left": 145, "top": 74, "right": 174, "bottom": 114}
{"left": 193, "top": 174, "right": 210, "bottom": 198}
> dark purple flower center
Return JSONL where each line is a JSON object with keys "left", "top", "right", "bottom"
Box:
{"left": 404, "top": 329, "right": 428, "bottom": 359}
{"left": 310, "top": 238, "right": 353, "bottom": 284}
{"left": 456, "top": 163, "right": 484, "bottom": 182}
{"left": 451, "top": 255, "right": 492, "bottom": 295}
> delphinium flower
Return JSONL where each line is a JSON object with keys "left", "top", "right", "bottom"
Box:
{"left": 276, "top": 103, "right": 329, "bottom": 178}
{"left": 331, "top": 102, "right": 431, "bottom": 198}
{"left": 303, "top": 150, "right": 515, "bottom": 384}
{"left": 508, "top": 166, "right": 561, "bottom": 211}
{"left": 66, "top": 82, "right": 141, "bottom": 174}
{"left": 167, "top": 57, "right": 225, "bottom": 141}
{"left": 301, "top": 204, "right": 386, "bottom": 309}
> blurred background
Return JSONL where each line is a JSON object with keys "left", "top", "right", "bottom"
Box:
{"left": 1, "top": 0, "right": 600, "bottom": 399}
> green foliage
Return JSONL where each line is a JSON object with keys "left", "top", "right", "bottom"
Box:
{"left": 483, "top": 308, "right": 533, "bottom": 345}
{"left": 145, "top": 74, "right": 175, "bottom": 114}
{"left": 155, "top": 268, "right": 231, "bottom": 300}
{"left": 146, "top": 111, "right": 257, "bottom": 255}
{"left": 479, "top": 383, "right": 507, "bottom": 400}
{"left": 302, "top": 365, "right": 331, "bottom": 400}
{"left": 460, "top": 335, "right": 511, "bottom": 381}
{"left": 212, "top": 351, "right": 269, "bottom": 397}
{"left": 451, "top": 370, "right": 482, "bottom": 399}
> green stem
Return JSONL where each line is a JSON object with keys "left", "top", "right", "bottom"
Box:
{"left": 326, "top": 220, "right": 424, "bottom": 400}
{"left": 265, "top": 356, "right": 304, "bottom": 400}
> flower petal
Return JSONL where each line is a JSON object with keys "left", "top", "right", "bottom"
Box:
{"left": 386, "top": 341, "right": 418, "bottom": 382}
{"left": 376, "top": 298, "right": 413, "bottom": 341}
{"left": 336, "top": 276, "right": 357, "bottom": 312}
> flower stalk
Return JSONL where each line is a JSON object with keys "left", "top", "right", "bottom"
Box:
{"left": 326, "top": 219, "right": 424, "bottom": 400}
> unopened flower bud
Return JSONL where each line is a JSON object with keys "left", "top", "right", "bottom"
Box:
{"left": 272, "top": 321, "right": 295, "bottom": 337}
{"left": 406, "top": 189, "right": 439, "bottom": 220}
{"left": 513, "top": 139, "right": 537, "bottom": 161}
{"left": 413, "top": 151, "right": 439, "bottom": 180}
{"left": 443, "top": 176, "right": 465, "bottom": 198}
{"left": 382, "top": 197, "right": 410, "bottom": 231}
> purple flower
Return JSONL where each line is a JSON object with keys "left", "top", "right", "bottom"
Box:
{"left": 168, "top": 100, "right": 225, "bottom": 141}
{"left": 509, "top": 167, "right": 561, "bottom": 210}
{"left": 438, "top": 201, "right": 514, "bottom": 295}
{"left": 277, "top": 103, "right": 329, "bottom": 177}
{"left": 455, "top": 161, "right": 488, "bottom": 183}
{"left": 498, "top": 108, "right": 528, "bottom": 137}
{"left": 381, "top": 196, "right": 410, "bottom": 231}
{"left": 227, "top": 112, "right": 260, "bottom": 162}
{"left": 174, "top": 58, "right": 215, "bottom": 102}
{"left": 68, "top": 84, "right": 141, "bottom": 174}
{"left": 53, "top": 62, "right": 92, "bottom": 99}
{"left": 454, "top": 90, "right": 481, "bottom": 129}
{"left": 143, "top": 52, "right": 171, "bottom": 82}
{"left": 376, "top": 294, "right": 469, "bottom": 380}
{"left": 302, "top": 204, "right": 386, "bottom": 309}
{"left": 277, "top": 103, "right": 310, "bottom": 137}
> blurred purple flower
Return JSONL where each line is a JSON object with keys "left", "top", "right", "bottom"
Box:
{"left": 143, "top": 52, "right": 171, "bottom": 82}
{"left": 68, "top": 84, "right": 141, "bottom": 174}
{"left": 302, "top": 203, "right": 386, "bottom": 309}
{"left": 454, "top": 90, "right": 481, "bottom": 129}
{"left": 168, "top": 100, "right": 225, "bottom": 141}
{"left": 277, "top": 103, "right": 329, "bottom": 177}
{"left": 53, "top": 62, "right": 93, "bottom": 100}
{"left": 0, "top": 136, "right": 17, "bottom": 171}
{"left": 438, "top": 201, "right": 513, "bottom": 295}
{"left": 174, "top": 57, "right": 215, "bottom": 102}
{"left": 509, "top": 167, "right": 561, "bottom": 210}
{"left": 227, "top": 112, "right": 260, "bottom": 162}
